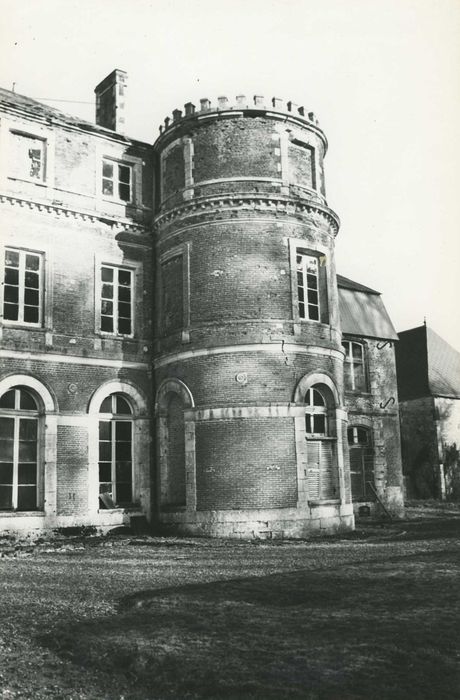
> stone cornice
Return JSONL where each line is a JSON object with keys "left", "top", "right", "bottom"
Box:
{"left": 0, "top": 192, "right": 150, "bottom": 234}
{"left": 154, "top": 193, "right": 340, "bottom": 235}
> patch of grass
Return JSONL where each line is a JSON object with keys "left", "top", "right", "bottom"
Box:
{"left": 0, "top": 516, "right": 459, "bottom": 699}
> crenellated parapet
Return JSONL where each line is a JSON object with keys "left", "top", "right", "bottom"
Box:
{"left": 156, "top": 94, "right": 323, "bottom": 141}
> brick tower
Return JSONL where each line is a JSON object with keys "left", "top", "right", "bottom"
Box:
{"left": 153, "top": 96, "right": 353, "bottom": 537}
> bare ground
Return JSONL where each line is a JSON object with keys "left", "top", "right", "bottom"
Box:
{"left": 0, "top": 504, "right": 459, "bottom": 700}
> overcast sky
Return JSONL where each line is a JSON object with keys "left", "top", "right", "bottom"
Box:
{"left": 1, "top": 0, "right": 459, "bottom": 347}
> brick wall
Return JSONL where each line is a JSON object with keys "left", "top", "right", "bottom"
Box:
{"left": 192, "top": 117, "right": 280, "bottom": 182}
{"left": 56, "top": 425, "right": 89, "bottom": 515}
{"left": 195, "top": 418, "right": 297, "bottom": 510}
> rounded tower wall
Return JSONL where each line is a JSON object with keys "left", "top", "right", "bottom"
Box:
{"left": 153, "top": 97, "right": 352, "bottom": 539}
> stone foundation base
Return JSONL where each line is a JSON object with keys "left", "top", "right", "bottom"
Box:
{"left": 157, "top": 504, "right": 355, "bottom": 539}
{"left": 0, "top": 509, "right": 142, "bottom": 537}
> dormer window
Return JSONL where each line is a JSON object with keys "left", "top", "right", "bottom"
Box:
{"left": 102, "top": 159, "right": 132, "bottom": 202}
{"left": 10, "top": 132, "right": 45, "bottom": 182}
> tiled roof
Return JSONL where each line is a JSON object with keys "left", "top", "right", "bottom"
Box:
{"left": 336, "top": 274, "right": 380, "bottom": 295}
{"left": 396, "top": 325, "right": 460, "bottom": 399}
{"left": 426, "top": 327, "right": 460, "bottom": 397}
{"left": 337, "top": 276, "right": 397, "bottom": 340}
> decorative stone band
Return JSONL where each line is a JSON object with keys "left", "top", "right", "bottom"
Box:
{"left": 154, "top": 193, "right": 340, "bottom": 235}
{"left": 0, "top": 348, "right": 149, "bottom": 370}
{"left": 184, "top": 405, "right": 348, "bottom": 421}
{"left": 0, "top": 193, "right": 150, "bottom": 234}
{"left": 153, "top": 342, "right": 344, "bottom": 368}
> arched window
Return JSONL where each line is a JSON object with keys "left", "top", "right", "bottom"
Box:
{"left": 0, "top": 386, "right": 41, "bottom": 511}
{"left": 304, "top": 385, "right": 338, "bottom": 501}
{"left": 347, "top": 426, "right": 375, "bottom": 501}
{"left": 98, "top": 393, "right": 133, "bottom": 507}
{"left": 304, "top": 387, "right": 328, "bottom": 436}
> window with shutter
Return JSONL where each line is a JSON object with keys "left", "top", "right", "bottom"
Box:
{"left": 307, "top": 440, "right": 338, "bottom": 501}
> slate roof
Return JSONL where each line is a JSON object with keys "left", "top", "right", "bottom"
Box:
{"left": 337, "top": 275, "right": 398, "bottom": 340}
{"left": 0, "top": 87, "right": 147, "bottom": 146}
{"left": 396, "top": 325, "right": 460, "bottom": 400}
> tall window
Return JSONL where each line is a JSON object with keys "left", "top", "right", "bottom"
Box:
{"left": 343, "top": 341, "right": 368, "bottom": 392}
{"left": 3, "top": 248, "right": 43, "bottom": 325}
{"left": 296, "top": 254, "right": 320, "bottom": 321}
{"left": 348, "top": 426, "right": 375, "bottom": 501}
{"left": 102, "top": 159, "right": 132, "bottom": 202}
{"left": 304, "top": 385, "right": 338, "bottom": 501}
{"left": 304, "top": 387, "right": 328, "bottom": 436}
{"left": 100, "top": 265, "right": 133, "bottom": 336}
{"left": 98, "top": 393, "right": 133, "bottom": 507}
{"left": 0, "top": 387, "right": 41, "bottom": 511}
{"left": 10, "top": 132, "right": 45, "bottom": 182}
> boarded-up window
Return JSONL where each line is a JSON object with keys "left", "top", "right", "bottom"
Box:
{"left": 9, "top": 132, "right": 45, "bottom": 181}
{"left": 306, "top": 440, "right": 338, "bottom": 501}
{"left": 163, "top": 393, "right": 186, "bottom": 507}
{"left": 288, "top": 141, "right": 315, "bottom": 189}
{"left": 161, "top": 255, "right": 183, "bottom": 335}
{"left": 162, "top": 144, "right": 185, "bottom": 199}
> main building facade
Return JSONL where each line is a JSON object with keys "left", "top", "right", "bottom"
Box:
{"left": 0, "top": 71, "right": 404, "bottom": 537}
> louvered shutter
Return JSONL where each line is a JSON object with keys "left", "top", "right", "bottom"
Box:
{"left": 307, "top": 441, "right": 321, "bottom": 500}
{"left": 307, "top": 440, "right": 338, "bottom": 500}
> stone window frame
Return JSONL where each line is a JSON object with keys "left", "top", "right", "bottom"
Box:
{"left": 158, "top": 242, "right": 191, "bottom": 343}
{"left": 288, "top": 238, "right": 330, "bottom": 328}
{"left": 94, "top": 254, "right": 142, "bottom": 340}
{"left": 0, "top": 118, "right": 56, "bottom": 191}
{"left": 101, "top": 158, "right": 133, "bottom": 203}
{"left": 95, "top": 142, "right": 143, "bottom": 209}
{"left": 342, "top": 338, "right": 370, "bottom": 393}
{"left": 1, "top": 245, "right": 47, "bottom": 329}
{"left": 0, "top": 374, "right": 57, "bottom": 517}
{"left": 87, "top": 381, "right": 149, "bottom": 516}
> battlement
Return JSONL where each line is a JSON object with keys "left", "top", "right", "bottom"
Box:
{"left": 158, "top": 95, "right": 320, "bottom": 136}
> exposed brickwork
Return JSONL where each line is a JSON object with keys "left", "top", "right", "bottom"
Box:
{"left": 192, "top": 117, "right": 280, "bottom": 183}
{"left": 56, "top": 426, "right": 88, "bottom": 515}
{"left": 195, "top": 418, "right": 297, "bottom": 510}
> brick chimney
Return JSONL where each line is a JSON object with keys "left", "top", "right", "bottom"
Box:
{"left": 94, "top": 69, "right": 127, "bottom": 132}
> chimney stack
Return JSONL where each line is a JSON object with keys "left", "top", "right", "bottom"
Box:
{"left": 94, "top": 69, "right": 128, "bottom": 132}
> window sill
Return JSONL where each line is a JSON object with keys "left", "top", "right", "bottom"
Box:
{"left": 1, "top": 321, "right": 44, "bottom": 330}
{"left": 344, "top": 390, "right": 372, "bottom": 396}
{"left": 0, "top": 510, "right": 44, "bottom": 517}
{"left": 308, "top": 500, "right": 340, "bottom": 507}
{"left": 8, "top": 176, "right": 47, "bottom": 187}
{"left": 98, "top": 332, "right": 135, "bottom": 340}
{"left": 305, "top": 436, "right": 336, "bottom": 441}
